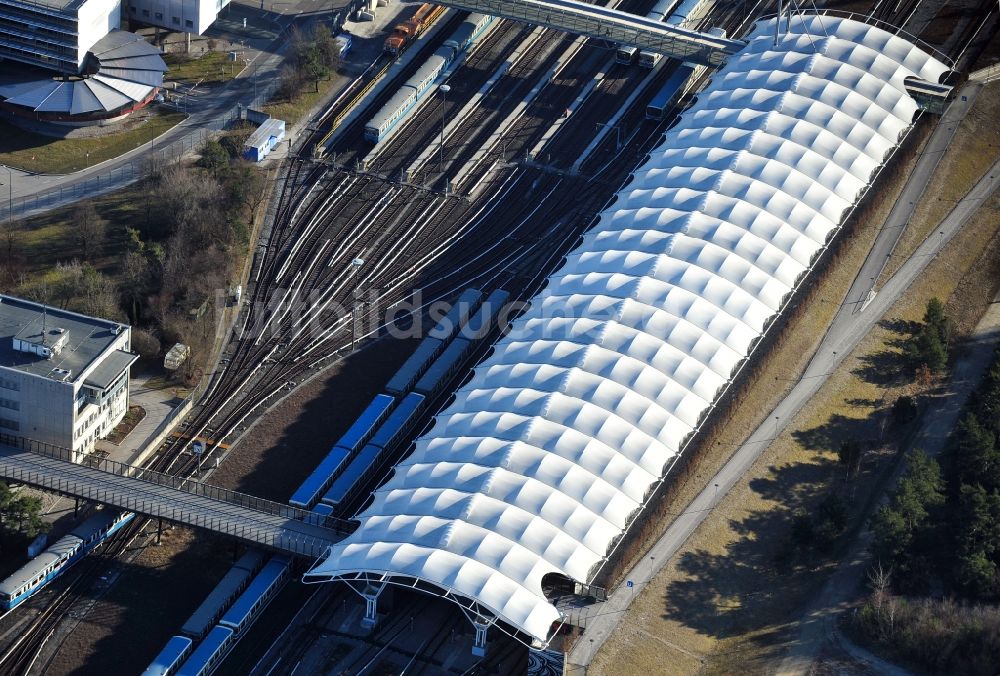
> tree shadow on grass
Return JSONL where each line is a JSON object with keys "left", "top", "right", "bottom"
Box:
{"left": 791, "top": 413, "right": 883, "bottom": 454}
{"left": 662, "top": 410, "right": 883, "bottom": 649}
{"left": 852, "top": 318, "right": 918, "bottom": 387}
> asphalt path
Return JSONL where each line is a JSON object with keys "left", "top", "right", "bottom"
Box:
{"left": 565, "top": 87, "right": 1000, "bottom": 672}
{"left": 776, "top": 290, "right": 1000, "bottom": 676}
{"left": 2, "top": 17, "right": 291, "bottom": 218}
{"left": 839, "top": 81, "right": 981, "bottom": 315}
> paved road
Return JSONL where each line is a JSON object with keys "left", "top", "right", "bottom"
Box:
{"left": 1, "top": 6, "right": 294, "bottom": 220}
{"left": 839, "top": 81, "right": 981, "bottom": 316}
{"left": 776, "top": 290, "right": 1000, "bottom": 676}
{"left": 565, "top": 94, "right": 1000, "bottom": 672}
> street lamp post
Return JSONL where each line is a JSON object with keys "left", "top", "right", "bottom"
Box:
{"left": 438, "top": 84, "right": 451, "bottom": 177}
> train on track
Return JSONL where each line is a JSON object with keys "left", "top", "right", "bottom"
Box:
{"left": 288, "top": 288, "right": 510, "bottom": 515}
{"left": 645, "top": 63, "right": 696, "bottom": 120}
{"left": 288, "top": 393, "right": 395, "bottom": 509}
{"left": 0, "top": 509, "right": 133, "bottom": 611}
{"left": 179, "top": 550, "right": 266, "bottom": 640}
{"left": 148, "top": 554, "right": 291, "bottom": 676}
{"left": 365, "top": 13, "right": 497, "bottom": 143}
{"left": 384, "top": 2, "right": 447, "bottom": 55}
{"left": 319, "top": 392, "right": 427, "bottom": 510}
{"left": 616, "top": 0, "right": 680, "bottom": 64}
{"left": 614, "top": 0, "right": 713, "bottom": 67}
{"left": 642, "top": 0, "right": 714, "bottom": 66}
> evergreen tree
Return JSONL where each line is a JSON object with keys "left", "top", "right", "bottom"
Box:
{"left": 892, "top": 395, "right": 918, "bottom": 425}
{"left": 923, "top": 297, "right": 951, "bottom": 345}
{"left": 974, "top": 355, "right": 1000, "bottom": 436}
{"left": 870, "top": 451, "right": 944, "bottom": 589}
{"left": 954, "top": 414, "right": 1000, "bottom": 491}
{"left": 904, "top": 298, "right": 953, "bottom": 372}
{"left": 954, "top": 484, "right": 1000, "bottom": 599}
{"left": 838, "top": 439, "right": 864, "bottom": 478}
{"left": 0, "top": 482, "right": 46, "bottom": 541}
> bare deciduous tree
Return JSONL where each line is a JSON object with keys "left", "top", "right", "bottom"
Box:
{"left": 73, "top": 201, "right": 106, "bottom": 260}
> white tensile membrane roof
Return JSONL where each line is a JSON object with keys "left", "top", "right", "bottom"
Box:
{"left": 305, "top": 15, "right": 949, "bottom": 644}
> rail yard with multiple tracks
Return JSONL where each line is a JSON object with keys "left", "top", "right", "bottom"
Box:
{"left": 0, "top": 0, "right": 995, "bottom": 673}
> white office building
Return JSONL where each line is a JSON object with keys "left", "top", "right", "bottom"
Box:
{"left": 0, "top": 0, "right": 121, "bottom": 73}
{"left": 0, "top": 295, "right": 136, "bottom": 456}
{"left": 126, "top": 0, "right": 230, "bottom": 35}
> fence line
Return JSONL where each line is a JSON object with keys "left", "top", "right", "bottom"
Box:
{"left": 0, "top": 76, "right": 285, "bottom": 222}
{"left": 970, "top": 62, "right": 1000, "bottom": 83}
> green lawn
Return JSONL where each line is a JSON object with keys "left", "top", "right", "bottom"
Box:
{"left": 263, "top": 75, "right": 343, "bottom": 127}
{"left": 15, "top": 185, "right": 138, "bottom": 277}
{"left": 163, "top": 51, "right": 240, "bottom": 85}
{"left": 0, "top": 111, "right": 186, "bottom": 175}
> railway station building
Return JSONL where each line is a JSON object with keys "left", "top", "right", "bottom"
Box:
{"left": 305, "top": 14, "right": 951, "bottom": 651}
{"left": 0, "top": 295, "right": 135, "bottom": 456}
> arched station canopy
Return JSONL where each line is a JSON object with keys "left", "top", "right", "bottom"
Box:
{"left": 305, "top": 14, "right": 949, "bottom": 645}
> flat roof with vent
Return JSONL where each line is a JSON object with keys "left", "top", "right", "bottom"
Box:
{"left": 0, "top": 295, "right": 129, "bottom": 383}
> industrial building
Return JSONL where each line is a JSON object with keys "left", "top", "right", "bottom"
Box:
{"left": 0, "top": 295, "right": 135, "bottom": 456}
{"left": 243, "top": 118, "right": 286, "bottom": 162}
{"left": 0, "top": 0, "right": 227, "bottom": 127}
{"left": 0, "top": 30, "right": 167, "bottom": 123}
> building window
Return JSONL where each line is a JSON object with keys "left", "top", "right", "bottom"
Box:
{"left": 130, "top": 5, "right": 135, "bottom": 12}
{"left": 185, "top": 19, "right": 193, "bottom": 28}
{"left": 0, "top": 418, "right": 19, "bottom": 431}
{"left": 0, "top": 378, "right": 18, "bottom": 391}
{"left": 172, "top": 16, "right": 179, "bottom": 25}
{"left": 0, "top": 399, "right": 19, "bottom": 411}
{"left": 142, "top": 9, "right": 149, "bottom": 16}
{"left": 154, "top": 11, "right": 163, "bottom": 20}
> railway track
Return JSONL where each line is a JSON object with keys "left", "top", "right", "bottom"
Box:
{"left": 0, "top": 517, "right": 148, "bottom": 675}
{"left": 365, "top": 20, "right": 535, "bottom": 177}
{"left": 12, "top": 0, "right": 995, "bottom": 671}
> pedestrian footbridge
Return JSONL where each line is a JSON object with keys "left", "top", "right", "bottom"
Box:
{"left": 435, "top": 0, "right": 746, "bottom": 66}
{"left": 0, "top": 443, "right": 348, "bottom": 559}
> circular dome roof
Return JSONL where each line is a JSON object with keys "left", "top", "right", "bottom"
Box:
{"left": 0, "top": 31, "right": 166, "bottom": 116}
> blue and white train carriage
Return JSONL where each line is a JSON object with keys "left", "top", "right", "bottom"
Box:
{"left": 364, "top": 13, "right": 496, "bottom": 143}
{"left": 364, "top": 47, "right": 451, "bottom": 142}
{"left": 0, "top": 509, "right": 134, "bottom": 610}
{"left": 443, "top": 13, "right": 495, "bottom": 54}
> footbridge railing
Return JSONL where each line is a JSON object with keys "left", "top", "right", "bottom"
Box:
{"left": 0, "top": 435, "right": 352, "bottom": 559}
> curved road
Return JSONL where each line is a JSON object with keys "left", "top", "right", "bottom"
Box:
{"left": 1, "top": 11, "right": 291, "bottom": 221}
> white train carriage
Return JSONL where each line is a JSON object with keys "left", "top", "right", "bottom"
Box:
{"left": 364, "top": 47, "right": 452, "bottom": 143}
{"left": 648, "top": 0, "right": 681, "bottom": 22}
{"left": 443, "top": 13, "right": 495, "bottom": 54}
{"left": 615, "top": 45, "right": 638, "bottom": 64}
{"left": 365, "top": 87, "right": 419, "bottom": 142}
